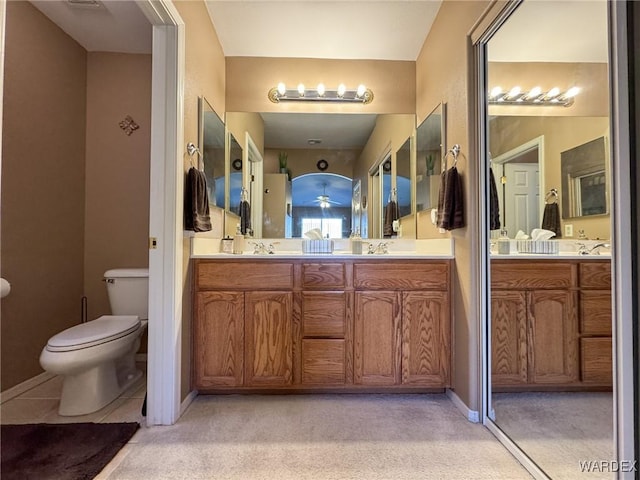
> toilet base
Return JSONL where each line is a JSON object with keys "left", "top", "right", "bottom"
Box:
{"left": 58, "top": 362, "right": 142, "bottom": 416}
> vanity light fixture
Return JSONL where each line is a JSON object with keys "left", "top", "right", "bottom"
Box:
{"left": 488, "top": 85, "right": 580, "bottom": 106}
{"left": 268, "top": 83, "right": 374, "bottom": 104}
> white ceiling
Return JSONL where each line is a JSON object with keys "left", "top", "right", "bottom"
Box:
{"left": 204, "top": 1, "right": 442, "bottom": 61}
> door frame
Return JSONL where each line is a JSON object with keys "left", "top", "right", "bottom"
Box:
{"left": 138, "top": 0, "right": 185, "bottom": 426}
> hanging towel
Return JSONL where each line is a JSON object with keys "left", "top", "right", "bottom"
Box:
{"left": 239, "top": 199, "right": 251, "bottom": 235}
{"left": 436, "top": 166, "right": 465, "bottom": 230}
{"left": 184, "top": 167, "right": 212, "bottom": 232}
{"left": 383, "top": 200, "right": 399, "bottom": 238}
{"left": 541, "top": 203, "right": 562, "bottom": 238}
{"left": 489, "top": 168, "right": 501, "bottom": 231}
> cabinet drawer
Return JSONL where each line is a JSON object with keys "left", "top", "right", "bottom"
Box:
{"left": 579, "top": 262, "right": 611, "bottom": 289}
{"left": 491, "top": 262, "right": 576, "bottom": 289}
{"left": 301, "top": 339, "right": 346, "bottom": 384}
{"left": 580, "top": 337, "right": 612, "bottom": 384}
{"left": 301, "top": 263, "right": 345, "bottom": 289}
{"left": 196, "top": 261, "right": 293, "bottom": 290}
{"left": 301, "top": 292, "right": 346, "bottom": 337}
{"left": 354, "top": 262, "right": 449, "bottom": 290}
{"left": 580, "top": 291, "right": 612, "bottom": 335}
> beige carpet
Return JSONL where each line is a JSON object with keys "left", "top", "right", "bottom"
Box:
{"left": 492, "top": 392, "right": 614, "bottom": 480}
{"left": 99, "top": 393, "right": 531, "bottom": 480}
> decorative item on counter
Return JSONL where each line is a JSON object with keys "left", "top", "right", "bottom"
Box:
{"left": 278, "top": 152, "right": 288, "bottom": 173}
{"left": 497, "top": 229, "right": 510, "bottom": 255}
{"left": 426, "top": 154, "right": 435, "bottom": 176}
{"left": 221, "top": 236, "right": 234, "bottom": 254}
{"left": 350, "top": 229, "right": 363, "bottom": 254}
{"left": 233, "top": 224, "right": 244, "bottom": 254}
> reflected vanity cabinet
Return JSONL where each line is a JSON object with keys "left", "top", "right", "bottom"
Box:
{"left": 491, "top": 260, "right": 612, "bottom": 391}
{"left": 193, "top": 258, "right": 452, "bottom": 392}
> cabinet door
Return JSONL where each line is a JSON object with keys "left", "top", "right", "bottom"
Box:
{"left": 194, "top": 291, "right": 244, "bottom": 388}
{"left": 529, "top": 290, "right": 579, "bottom": 384}
{"left": 245, "top": 291, "right": 293, "bottom": 386}
{"left": 354, "top": 291, "right": 401, "bottom": 385}
{"left": 491, "top": 291, "right": 528, "bottom": 385}
{"left": 401, "top": 291, "right": 450, "bottom": 386}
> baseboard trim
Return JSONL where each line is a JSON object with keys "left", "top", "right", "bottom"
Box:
{"left": 446, "top": 388, "right": 480, "bottom": 423}
{"left": 179, "top": 390, "right": 198, "bottom": 418}
{"left": 0, "top": 372, "right": 56, "bottom": 405}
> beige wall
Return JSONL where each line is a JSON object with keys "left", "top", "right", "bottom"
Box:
{"left": 490, "top": 115, "right": 611, "bottom": 240}
{"left": 226, "top": 57, "right": 415, "bottom": 114}
{"left": 1, "top": 2, "right": 87, "bottom": 389}
{"left": 415, "top": 0, "right": 492, "bottom": 410}
{"left": 174, "top": 0, "right": 227, "bottom": 401}
{"left": 84, "top": 52, "right": 152, "bottom": 321}
{"left": 264, "top": 148, "right": 359, "bottom": 180}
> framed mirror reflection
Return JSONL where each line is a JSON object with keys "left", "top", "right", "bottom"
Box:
{"left": 198, "top": 96, "right": 225, "bottom": 210}
{"left": 416, "top": 103, "right": 446, "bottom": 214}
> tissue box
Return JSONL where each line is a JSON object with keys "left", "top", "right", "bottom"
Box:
{"left": 302, "top": 239, "right": 334, "bottom": 254}
{"left": 516, "top": 240, "right": 559, "bottom": 254}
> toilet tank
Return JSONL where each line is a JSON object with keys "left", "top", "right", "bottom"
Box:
{"left": 104, "top": 268, "right": 149, "bottom": 320}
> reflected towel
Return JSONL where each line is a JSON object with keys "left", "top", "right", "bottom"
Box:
{"left": 184, "top": 167, "right": 212, "bottom": 232}
{"left": 383, "top": 200, "right": 399, "bottom": 238}
{"left": 239, "top": 199, "right": 251, "bottom": 235}
{"left": 541, "top": 203, "right": 562, "bottom": 238}
{"left": 489, "top": 169, "right": 501, "bottom": 231}
{"left": 437, "top": 167, "right": 464, "bottom": 230}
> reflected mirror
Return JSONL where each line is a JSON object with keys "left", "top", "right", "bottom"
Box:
{"left": 198, "top": 97, "right": 225, "bottom": 209}
{"left": 396, "top": 137, "right": 412, "bottom": 218}
{"left": 485, "top": 1, "right": 612, "bottom": 478}
{"left": 416, "top": 103, "right": 446, "bottom": 213}
{"left": 229, "top": 132, "right": 243, "bottom": 215}
{"left": 561, "top": 136, "right": 609, "bottom": 218}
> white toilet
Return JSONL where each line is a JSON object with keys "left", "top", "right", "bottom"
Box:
{"left": 40, "top": 268, "right": 148, "bottom": 416}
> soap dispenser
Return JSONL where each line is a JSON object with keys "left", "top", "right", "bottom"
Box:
{"left": 351, "top": 229, "right": 363, "bottom": 255}
{"left": 497, "top": 229, "right": 510, "bottom": 255}
{"left": 233, "top": 224, "right": 244, "bottom": 254}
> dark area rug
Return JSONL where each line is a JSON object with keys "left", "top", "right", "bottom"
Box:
{"left": 1, "top": 422, "right": 140, "bottom": 480}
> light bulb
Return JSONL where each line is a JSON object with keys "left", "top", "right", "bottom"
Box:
{"left": 297, "top": 83, "right": 305, "bottom": 96}
{"left": 317, "top": 83, "right": 325, "bottom": 96}
{"left": 277, "top": 82, "right": 286, "bottom": 96}
{"left": 507, "top": 86, "right": 521, "bottom": 99}
{"left": 547, "top": 87, "right": 560, "bottom": 98}
{"left": 489, "top": 86, "right": 502, "bottom": 98}
{"left": 565, "top": 86, "right": 580, "bottom": 98}
{"left": 526, "top": 86, "right": 542, "bottom": 99}
{"left": 337, "top": 83, "right": 346, "bottom": 97}
{"left": 356, "top": 84, "right": 366, "bottom": 97}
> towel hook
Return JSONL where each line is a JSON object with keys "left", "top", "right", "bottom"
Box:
{"left": 186, "top": 142, "right": 203, "bottom": 169}
{"left": 545, "top": 188, "right": 559, "bottom": 204}
{"left": 443, "top": 144, "right": 461, "bottom": 170}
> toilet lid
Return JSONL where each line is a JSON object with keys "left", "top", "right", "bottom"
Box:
{"left": 46, "top": 315, "right": 140, "bottom": 352}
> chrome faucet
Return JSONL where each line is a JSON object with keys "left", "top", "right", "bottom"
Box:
{"left": 577, "top": 242, "right": 611, "bottom": 255}
{"left": 367, "top": 241, "right": 390, "bottom": 254}
{"left": 249, "top": 241, "right": 276, "bottom": 255}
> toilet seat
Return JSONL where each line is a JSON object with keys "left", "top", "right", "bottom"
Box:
{"left": 46, "top": 315, "right": 140, "bottom": 352}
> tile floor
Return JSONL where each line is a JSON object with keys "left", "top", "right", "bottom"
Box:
{"left": 0, "top": 363, "right": 147, "bottom": 425}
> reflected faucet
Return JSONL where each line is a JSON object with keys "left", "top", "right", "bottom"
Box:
{"left": 367, "top": 242, "right": 390, "bottom": 254}
{"left": 577, "top": 242, "right": 611, "bottom": 255}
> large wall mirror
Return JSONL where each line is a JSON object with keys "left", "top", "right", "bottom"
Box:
{"left": 225, "top": 112, "right": 415, "bottom": 240}
{"left": 484, "top": 1, "right": 612, "bottom": 478}
{"left": 198, "top": 97, "right": 225, "bottom": 211}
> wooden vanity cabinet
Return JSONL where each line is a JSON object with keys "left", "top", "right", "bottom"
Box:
{"left": 193, "top": 258, "right": 452, "bottom": 393}
{"left": 353, "top": 262, "right": 451, "bottom": 388}
{"left": 193, "top": 261, "right": 294, "bottom": 390}
{"left": 579, "top": 262, "right": 612, "bottom": 385}
{"left": 491, "top": 259, "right": 612, "bottom": 390}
